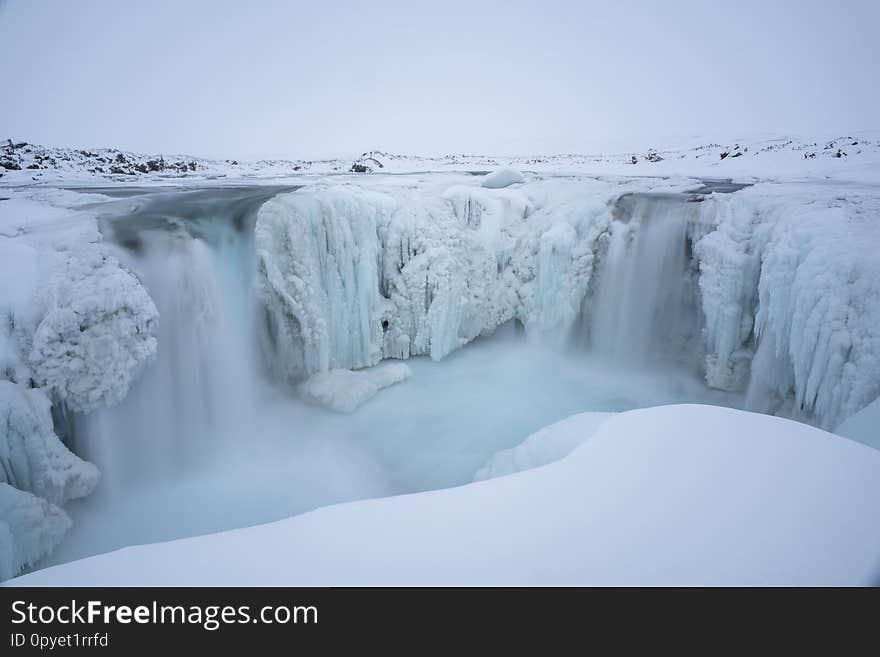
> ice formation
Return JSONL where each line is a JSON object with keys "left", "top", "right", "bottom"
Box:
{"left": 0, "top": 483, "right": 72, "bottom": 581}
{"left": 0, "top": 193, "right": 158, "bottom": 578}
{"left": 298, "top": 362, "right": 413, "bottom": 413}
{"left": 0, "top": 381, "right": 99, "bottom": 505}
{"left": 256, "top": 177, "right": 880, "bottom": 431}
{"left": 474, "top": 411, "right": 614, "bottom": 481}
{"left": 256, "top": 182, "right": 547, "bottom": 380}
{"left": 692, "top": 184, "right": 880, "bottom": 429}
{"left": 0, "top": 382, "right": 97, "bottom": 578}
{"left": 29, "top": 247, "right": 159, "bottom": 412}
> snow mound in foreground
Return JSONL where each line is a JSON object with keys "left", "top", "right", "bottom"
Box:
{"left": 13, "top": 404, "right": 880, "bottom": 586}
{"left": 474, "top": 411, "right": 614, "bottom": 480}
{"left": 481, "top": 168, "right": 525, "bottom": 189}
{"left": 298, "top": 363, "right": 412, "bottom": 413}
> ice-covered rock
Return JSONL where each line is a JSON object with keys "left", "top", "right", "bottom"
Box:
{"left": 474, "top": 411, "right": 614, "bottom": 480}
{"left": 256, "top": 183, "right": 543, "bottom": 380}
{"left": 0, "top": 381, "right": 99, "bottom": 505}
{"left": 28, "top": 247, "right": 159, "bottom": 412}
{"left": 0, "top": 482, "right": 72, "bottom": 581}
{"left": 692, "top": 184, "right": 880, "bottom": 429}
{"left": 0, "top": 240, "right": 48, "bottom": 384}
{"left": 481, "top": 168, "right": 525, "bottom": 189}
{"left": 298, "top": 362, "right": 412, "bottom": 413}
{"left": 255, "top": 177, "right": 880, "bottom": 431}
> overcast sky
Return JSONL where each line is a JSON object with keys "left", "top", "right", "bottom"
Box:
{"left": 1, "top": 0, "right": 877, "bottom": 159}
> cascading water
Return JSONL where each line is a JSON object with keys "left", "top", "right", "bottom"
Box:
{"left": 586, "top": 194, "right": 701, "bottom": 367}
{"left": 71, "top": 187, "right": 289, "bottom": 488}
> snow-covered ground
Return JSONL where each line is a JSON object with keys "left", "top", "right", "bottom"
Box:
{"left": 3, "top": 132, "right": 880, "bottom": 186}
{"left": 2, "top": 134, "right": 880, "bottom": 584}
{"left": 11, "top": 405, "right": 880, "bottom": 586}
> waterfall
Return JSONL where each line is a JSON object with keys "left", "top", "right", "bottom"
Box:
{"left": 587, "top": 194, "right": 700, "bottom": 367}
{"left": 74, "top": 188, "right": 282, "bottom": 491}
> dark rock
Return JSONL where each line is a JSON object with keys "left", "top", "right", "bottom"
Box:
{"left": 720, "top": 152, "right": 729, "bottom": 160}
{"left": 350, "top": 164, "right": 369, "bottom": 173}
{"left": 0, "top": 160, "right": 21, "bottom": 170}
{"left": 26, "top": 164, "right": 40, "bottom": 169}
{"left": 631, "top": 155, "right": 638, "bottom": 164}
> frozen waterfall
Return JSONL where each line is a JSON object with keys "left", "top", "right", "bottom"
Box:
{"left": 587, "top": 193, "right": 700, "bottom": 366}
{"left": 4, "top": 174, "right": 879, "bottom": 579}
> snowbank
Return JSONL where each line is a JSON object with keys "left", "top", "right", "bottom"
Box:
{"left": 474, "top": 411, "right": 613, "bottom": 480}
{"left": 481, "top": 168, "right": 525, "bottom": 189}
{"left": 298, "top": 363, "right": 412, "bottom": 413}
{"left": 12, "top": 405, "right": 880, "bottom": 586}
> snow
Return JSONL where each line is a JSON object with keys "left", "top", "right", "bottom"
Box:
{"left": 298, "top": 363, "right": 413, "bottom": 413}
{"left": 474, "top": 411, "right": 613, "bottom": 481}
{"left": 11, "top": 405, "right": 880, "bottom": 586}
{"left": 835, "top": 396, "right": 880, "bottom": 449}
{"left": 4, "top": 134, "right": 880, "bottom": 187}
{"left": 480, "top": 167, "right": 525, "bottom": 189}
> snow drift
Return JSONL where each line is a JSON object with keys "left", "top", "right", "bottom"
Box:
{"left": 12, "top": 405, "right": 880, "bottom": 586}
{"left": 481, "top": 168, "right": 525, "bottom": 189}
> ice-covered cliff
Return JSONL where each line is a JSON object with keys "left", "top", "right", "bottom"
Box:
{"left": 255, "top": 175, "right": 880, "bottom": 433}
{"left": 0, "top": 191, "right": 158, "bottom": 577}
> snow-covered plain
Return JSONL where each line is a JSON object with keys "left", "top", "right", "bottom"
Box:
{"left": 2, "top": 134, "right": 880, "bottom": 584}
{"left": 12, "top": 405, "right": 880, "bottom": 586}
